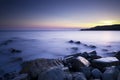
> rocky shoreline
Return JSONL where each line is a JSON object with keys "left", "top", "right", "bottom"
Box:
{"left": 0, "top": 50, "right": 120, "bottom": 80}
{"left": 0, "top": 39, "right": 120, "bottom": 80}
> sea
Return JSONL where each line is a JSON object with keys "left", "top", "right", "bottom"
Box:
{"left": 0, "top": 30, "right": 120, "bottom": 73}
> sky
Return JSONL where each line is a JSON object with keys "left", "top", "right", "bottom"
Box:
{"left": 0, "top": 0, "right": 120, "bottom": 29}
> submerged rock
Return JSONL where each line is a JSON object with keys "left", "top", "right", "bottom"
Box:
{"left": 102, "top": 66, "right": 119, "bottom": 80}
{"left": 0, "top": 40, "right": 13, "bottom": 45}
{"left": 89, "top": 45, "right": 96, "bottom": 48}
{"left": 92, "top": 57, "right": 119, "bottom": 70}
{"left": 38, "top": 67, "right": 65, "bottom": 80}
{"left": 10, "top": 48, "right": 22, "bottom": 53}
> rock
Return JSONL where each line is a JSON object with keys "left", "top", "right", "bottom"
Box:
{"left": 68, "top": 40, "right": 74, "bottom": 43}
{"left": 102, "top": 49, "right": 108, "bottom": 52}
{"left": 81, "top": 52, "right": 89, "bottom": 58}
{"left": 92, "top": 57, "right": 120, "bottom": 70}
{"left": 75, "top": 41, "right": 81, "bottom": 44}
{"left": 80, "top": 67, "right": 91, "bottom": 79}
{"left": 38, "top": 67, "right": 65, "bottom": 80}
{"left": 114, "top": 51, "right": 120, "bottom": 60}
{"left": 71, "top": 47, "right": 78, "bottom": 51}
{"left": 72, "top": 72, "right": 87, "bottom": 80}
{"left": 12, "top": 74, "right": 28, "bottom": 80}
{"left": 64, "top": 72, "right": 72, "bottom": 80}
{"left": 0, "top": 40, "right": 13, "bottom": 45}
{"left": 68, "top": 56, "right": 90, "bottom": 71}
{"left": 20, "top": 58, "right": 64, "bottom": 79}
{"left": 10, "top": 48, "right": 22, "bottom": 53}
{"left": 102, "top": 66, "right": 119, "bottom": 80}
{"left": 89, "top": 45, "right": 96, "bottom": 48}
{"left": 117, "top": 73, "right": 120, "bottom": 80}
{"left": 91, "top": 68, "right": 102, "bottom": 79}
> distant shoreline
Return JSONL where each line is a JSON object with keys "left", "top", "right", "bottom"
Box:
{"left": 81, "top": 24, "right": 120, "bottom": 31}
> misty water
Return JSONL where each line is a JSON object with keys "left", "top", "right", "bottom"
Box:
{"left": 0, "top": 31, "right": 120, "bottom": 73}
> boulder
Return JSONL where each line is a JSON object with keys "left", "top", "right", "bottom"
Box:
{"left": 92, "top": 57, "right": 119, "bottom": 70}
{"left": 38, "top": 67, "right": 65, "bottom": 80}
{"left": 89, "top": 45, "right": 96, "bottom": 48}
{"left": 102, "top": 66, "right": 119, "bottom": 80}
{"left": 68, "top": 56, "right": 90, "bottom": 71}
{"left": 64, "top": 72, "right": 72, "bottom": 80}
{"left": 91, "top": 68, "right": 102, "bottom": 79}
{"left": 68, "top": 40, "right": 74, "bottom": 43}
{"left": 72, "top": 72, "right": 87, "bottom": 80}
{"left": 20, "top": 58, "right": 63, "bottom": 79}
{"left": 75, "top": 41, "right": 81, "bottom": 44}
{"left": 114, "top": 51, "right": 120, "bottom": 60}
{"left": 12, "top": 74, "right": 28, "bottom": 80}
{"left": 10, "top": 48, "right": 22, "bottom": 53}
{"left": 80, "top": 67, "right": 91, "bottom": 79}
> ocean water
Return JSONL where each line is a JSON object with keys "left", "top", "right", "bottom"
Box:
{"left": 0, "top": 30, "right": 120, "bottom": 73}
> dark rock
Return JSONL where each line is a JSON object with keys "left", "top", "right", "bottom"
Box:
{"left": 114, "top": 51, "right": 120, "bottom": 60}
{"left": 67, "top": 56, "right": 90, "bottom": 71}
{"left": 38, "top": 67, "right": 65, "bottom": 80}
{"left": 10, "top": 48, "right": 22, "bottom": 53}
{"left": 102, "top": 66, "right": 119, "bottom": 80}
{"left": 89, "top": 45, "right": 96, "bottom": 48}
{"left": 68, "top": 40, "right": 74, "bottom": 43}
{"left": 91, "top": 68, "right": 102, "bottom": 79}
{"left": 88, "top": 51, "right": 101, "bottom": 60}
{"left": 80, "top": 67, "right": 91, "bottom": 79}
{"left": 92, "top": 57, "right": 119, "bottom": 69}
{"left": 64, "top": 72, "right": 72, "bottom": 80}
{"left": 92, "top": 57, "right": 119, "bottom": 70}
{"left": 71, "top": 47, "right": 78, "bottom": 51}
{"left": 20, "top": 59, "right": 63, "bottom": 79}
{"left": 81, "top": 52, "right": 89, "bottom": 58}
{"left": 72, "top": 72, "right": 87, "bottom": 80}
{"left": 12, "top": 74, "right": 28, "bottom": 80}
{"left": 117, "top": 73, "right": 120, "bottom": 80}
{"left": 102, "top": 49, "right": 108, "bottom": 52}
{"left": 1, "top": 40, "right": 13, "bottom": 45}
{"left": 75, "top": 41, "right": 81, "bottom": 44}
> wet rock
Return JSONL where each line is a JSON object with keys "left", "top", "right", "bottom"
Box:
{"left": 68, "top": 40, "right": 74, "bottom": 43}
{"left": 67, "top": 56, "right": 90, "bottom": 71}
{"left": 71, "top": 47, "right": 78, "bottom": 51}
{"left": 38, "top": 67, "right": 65, "bottom": 80}
{"left": 10, "top": 48, "right": 22, "bottom": 53}
{"left": 114, "top": 51, "right": 120, "bottom": 60}
{"left": 89, "top": 45, "right": 96, "bottom": 48}
{"left": 91, "top": 68, "right": 102, "bottom": 79}
{"left": 20, "top": 58, "right": 63, "bottom": 79}
{"left": 0, "top": 40, "right": 13, "bottom": 45}
{"left": 117, "top": 73, "right": 120, "bottom": 80}
{"left": 92, "top": 57, "right": 119, "bottom": 70}
{"left": 80, "top": 67, "right": 91, "bottom": 79}
{"left": 12, "top": 74, "right": 28, "bottom": 80}
{"left": 75, "top": 41, "right": 81, "bottom": 44}
{"left": 102, "top": 49, "right": 108, "bottom": 52}
{"left": 81, "top": 52, "right": 89, "bottom": 58}
{"left": 72, "top": 72, "right": 87, "bottom": 80}
{"left": 102, "top": 66, "right": 119, "bottom": 80}
{"left": 64, "top": 72, "right": 72, "bottom": 80}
